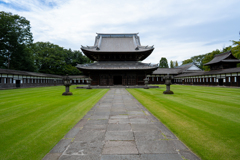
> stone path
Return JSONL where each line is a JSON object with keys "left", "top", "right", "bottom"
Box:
{"left": 43, "top": 88, "right": 200, "bottom": 160}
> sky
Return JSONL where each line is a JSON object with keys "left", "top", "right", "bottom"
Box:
{"left": 1, "top": 0, "right": 240, "bottom": 65}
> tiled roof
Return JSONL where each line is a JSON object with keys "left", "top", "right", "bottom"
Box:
{"left": 0, "top": 68, "right": 62, "bottom": 78}
{"left": 152, "top": 63, "right": 202, "bottom": 75}
{"left": 175, "top": 67, "right": 240, "bottom": 78}
{"left": 152, "top": 68, "right": 182, "bottom": 74}
{"left": 68, "top": 75, "right": 88, "bottom": 79}
{"left": 204, "top": 51, "right": 240, "bottom": 65}
{"left": 81, "top": 33, "right": 154, "bottom": 52}
{"left": 175, "top": 62, "right": 201, "bottom": 71}
{"left": 76, "top": 61, "right": 158, "bottom": 70}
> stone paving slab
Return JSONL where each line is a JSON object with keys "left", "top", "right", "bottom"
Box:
{"left": 64, "top": 141, "right": 104, "bottom": 155}
{"left": 102, "top": 141, "right": 138, "bottom": 155}
{"left": 43, "top": 88, "right": 200, "bottom": 160}
{"left": 105, "top": 131, "right": 134, "bottom": 140}
{"left": 74, "top": 130, "right": 105, "bottom": 142}
{"left": 134, "top": 131, "right": 165, "bottom": 141}
{"left": 59, "top": 154, "right": 100, "bottom": 160}
{"left": 140, "top": 154, "right": 183, "bottom": 160}
{"left": 136, "top": 140, "right": 177, "bottom": 154}
{"left": 109, "top": 118, "right": 130, "bottom": 124}
{"left": 101, "top": 155, "right": 141, "bottom": 160}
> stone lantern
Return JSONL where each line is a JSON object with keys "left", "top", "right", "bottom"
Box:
{"left": 163, "top": 74, "right": 174, "bottom": 94}
{"left": 144, "top": 77, "right": 149, "bottom": 89}
{"left": 62, "top": 74, "right": 73, "bottom": 95}
{"left": 86, "top": 77, "right": 92, "bottom": 89}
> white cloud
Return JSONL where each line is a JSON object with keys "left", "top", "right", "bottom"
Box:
{"left": 1, "top": 0, "right": 240, "bottom": 64}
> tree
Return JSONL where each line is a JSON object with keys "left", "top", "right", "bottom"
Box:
{"left": 0, "top": 11, "right": 34, "bottom": 71}
{"left": 30, "top": 42, "right": 68, "bottom": 74}
{"left": 159, "top": 57, "right": 169, "bottom": 68}
{"left": 180, "top": 40, "right": 240, "bottom": 71}
{"left": 175, "top": 61, "right": 178, "bottom": 67}
{"left": 231, "top": 40, "right": 240, "bottom": 67}
{"left": 191, "top": 55, "right": 205, "bottom": 69}
{"left": 65, "top": 49, "right": 91, "bottom": 66}
{"left": 30, "top": 42, "right": 90, "bottom": 75}
{"left": 182, "top": 59, "right": 193, "bottom": 65}
{"left": 170, "top": 60, "right": 174, "bottom": 68}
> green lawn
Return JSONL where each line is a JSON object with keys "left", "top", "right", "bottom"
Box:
{"left": 127, "top": 85, "right": 240, "bottom": 160}
{"left": 0, "top": 86, "right": 108, "bottom": 160}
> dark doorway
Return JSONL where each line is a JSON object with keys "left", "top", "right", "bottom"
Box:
{"left": 16, "top": 80, "right": 20, "bottom": 88}
{"left": 114, "top": 76, "right": 122, "bottom": 85}
{"left": 218, "top": 79, "right": 223, "bottom": 86}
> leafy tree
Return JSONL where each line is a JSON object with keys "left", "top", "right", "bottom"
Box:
{"left": 30, "top": 42, "right": 90, "bottom": 75}
{"left": 175, "top": 61, "right": 178, "bottom": 67}
{"left": 63, "top": 64, "right": 82, "bottom": 75}
{"left": 191, "top": 54, "right": 205, "bottom": 69}
{"left": 65, "top": 49, "right": 91, "bottom": 66}
{"left": 30, "top": 42, "right": 68, "bottom": 74}
{"left": 231, "top": 40, "right": 240, "bottom": 67}
{"left": 170, "top": 60, "right": 174, "bottom": 68}
{"left": 182, "top": 59, "right": 193, "bottom": 65}
{"left": 180, "top": 40, "right": 240, "bottom": 71}
{"left": 0, "top": 11, "right": 35, "bottom": 71}
{"left": 159, "top": 57, "right": 169, "bottom": 68}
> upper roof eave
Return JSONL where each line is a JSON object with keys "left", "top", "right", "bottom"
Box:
{"left": 81, "top": 47, "right": 154, "bottom": 53}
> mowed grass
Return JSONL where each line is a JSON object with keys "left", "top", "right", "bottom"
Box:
{"left": 127, "top": 85, "right": 240, "bottom": 160}
{"left": 0, "top": 86, "right": 108, "bottom": 160}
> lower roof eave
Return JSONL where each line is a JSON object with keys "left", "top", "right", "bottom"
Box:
{"left": 175, "top": 67, "right": 240, "bottom": 78}
{"left": 76, "top": 68, "right": 158, "bottom": 71}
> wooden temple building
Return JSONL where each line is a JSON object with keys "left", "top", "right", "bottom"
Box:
{"left": 147, "top": 63, "right": 202, "bottom": 84}
{"left": 1, "top": 34, "right": 240, "bottom": 89}
{"left": 76, "top": 33, "right": 158, "bottom": 86}
{"left": 173, "top": 51, "right": 240, "bottom": 86}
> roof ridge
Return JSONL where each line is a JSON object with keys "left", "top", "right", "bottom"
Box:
{"left": 175, "top": 62, "right": 193, "bottom": 68}
{"left": 96, "top": 33, "right": 139, "bottom": 35}
{"left": 214, "top": 51, "right": 231, "bottom": 57}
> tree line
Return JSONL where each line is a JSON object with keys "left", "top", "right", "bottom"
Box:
{"left": 181, "top": 41, "right": 240, "bottom": 71}
{"left": 159, "top": 57, "right": 178, "bottom": 68}
{"left": 0, "top": 11, "right": 90, "bottom": 75}
{"left": 159, "top": 40, "right": 240, "bottom": 70}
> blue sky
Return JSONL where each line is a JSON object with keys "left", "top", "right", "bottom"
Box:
{"left": 1, "top": 0, "right": 240, "bottom": 64}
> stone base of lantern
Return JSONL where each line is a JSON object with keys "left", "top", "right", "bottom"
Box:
{"left": 62, "top": 92, "right": 73, "bottom": 95}
{"left": 86, "top": 85, "right": 92, "bottom": 89}
{"left": 163, "top": 90, "right": 174, "bottom": 94}
{"left": 144, "top": 86, "right": 149, "bottom": 89}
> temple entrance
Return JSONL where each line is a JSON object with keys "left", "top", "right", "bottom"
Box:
{"left": 16, "top": 80, "right": 20, "bottom": 88}
{"left": 114, "top": 76, "right": 122, "bottom": 85}
{"left": 218, "top": 79, "right": 223, "bottom": 86}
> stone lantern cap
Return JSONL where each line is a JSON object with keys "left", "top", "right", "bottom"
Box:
{"left": 163, "top": 73, "right": 173, "bottom": 80}
{"left": 63, "top": 74, "right": 71, "bottom": 81}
